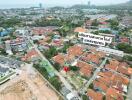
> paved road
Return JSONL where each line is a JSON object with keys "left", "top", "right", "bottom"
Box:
{"left": 127, "top": 75, "right": 132, "bottom": 100}
{"left": 27, "top": 36, "right": 74, "bottom": 92}
{"left": 80, "top": 57, "right": 108, "bottom": 94}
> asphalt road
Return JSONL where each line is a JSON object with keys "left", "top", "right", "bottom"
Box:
{"left": 28, "top": 37, "right": 74, "bottom": 91}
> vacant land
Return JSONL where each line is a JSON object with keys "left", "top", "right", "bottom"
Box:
{"left": 0, "top": 64, "right": 59, "bottom": 100}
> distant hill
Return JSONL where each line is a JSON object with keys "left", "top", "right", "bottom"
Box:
{"left": 71, "top": 0, "right": 132, "bottom": 10}
{"left": 118, "top": 0, "right": 132, "bottom": 6}
{"left": 107, "top": 0, "right": 132, "bottom": 9}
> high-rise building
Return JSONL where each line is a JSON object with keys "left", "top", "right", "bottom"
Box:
{"left": 39, "top": 3, "right": 42, "bottom": 8}
{"left": 88, "top": 1, "right": 91, "bottom": 7}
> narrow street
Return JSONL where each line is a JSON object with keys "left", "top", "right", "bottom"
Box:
{"left": 80, "top": 57, "right": 108, "bottom": 94}
{"left": 27, "top": 36, "right": 74, "bottom": 92}
{"left": 127, "top": 75, "right": 132, "bottom": 100}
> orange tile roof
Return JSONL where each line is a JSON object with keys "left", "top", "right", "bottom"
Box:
{"left": 82, "top": 53, "right": 100, "bottom": 64}
{"left": 98, "top": 71, "right": 129, "bottom": 87}
{"left": 53, "top": 54, "right": 65, "bottom": 66}
{"left": 65, "top": 54, "right": 75, "bottom": 62}
{"left": 128, "top": 68, "right": 132, "bottom": 74}
{"left": 76, "top": 61, "right": 92, "bottom": 69}
{"left": 80, "top": 66, "right": 92, "bottom": 76}
{"left": 106, "top": 59, "right": 131, "bottom": 76}
{"left": 105, "top": 64, "right": 118, "bottom": 71}
{"left": 32, "top": 27, "right": 53, "bottom": 35}
{"left": 111, "top": 74, "right": 129, "bottom": 86}
{"left": 76, "top": 61, "right": 93, "bottom": 76}
{"left": 117, "top": 66, "right": 131, "bottom": 76}
{"left": 97, "top": 77, "right": 111, "bottom": 86}
{"left": 96, "top": 51, "right": 106, "bottom": 58}
{"left": 74, "top": 27, "right": 86, "bottom": 33}
{"left": 87, "top": 89, "right": 104, "bottom": 100}
{"left": 98, "top": 71, "right": 113, "bottom": 78}
{"left": 106, "top": 88, "right": 124, "bottom": 100}
{"left": 90, "top": 54, "right": 100, "bottom": 64}
{"left": 119, "top": 62, "right": 128, "bottom": 68}
{"left": 21, "top": 49, "right": 39, "bottom": 61}
{"left": 68, "top": 45, "right": 83, "bottom": 57}
{"left": 109, "top": 59, "right": 120, "bottom": 66}
{"left": 93, "top": 80, "right": 108, "bottom": 92}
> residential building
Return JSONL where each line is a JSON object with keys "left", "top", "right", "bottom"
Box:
{"left": 5, "top": 40, "right": 13, "bottom": 55}
{"left": 87, "top": 89, "right": 104, "bottom": 100}
{"left": 21, "top": 49, "right": 40, "bottom": 62}
{"left": 97, "top": 47, "right": 124, "bottom": 57}
{"left": 10, "top": 38, "right": 28, "bottom": 52}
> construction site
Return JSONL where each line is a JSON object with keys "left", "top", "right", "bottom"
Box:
{"left": 0, "top": 64, "right": 60, "bottom": 100}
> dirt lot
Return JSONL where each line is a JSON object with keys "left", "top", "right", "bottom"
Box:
{"left": 0, "top": 64, "right": 59, "bottom": 100}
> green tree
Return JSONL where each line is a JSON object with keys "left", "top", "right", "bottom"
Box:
{"left": 109, "top": 19, "right": 119, "bottom": 30}
{"left": 123, "top": 56, "right": 132, "bottom": 61}
{"left": 0, "top": 17, "right": 21, "bottom": 28}
{"left": 44, "top": 46, "right": 58, "bottom": 59}
{"left": 33, "top": 64, "right": 49, "bottom": 79}
{"left": 91, "top": 19, "right": 99, "bottom": 26}
{"left": 82, "top": 95, "right": 89, "bottom": 100}
{"left": 49, "top": 76, "right": 62, "bottom": 91}
{"left": 33, "top": 40, "right": 39, "bottom": 44}
{"left": 117, "top": 43, "right": 132, "bottom": 54}
{"left": 35, "top": 18, "right": 62, "bottom": 27}
{"left": 54, "top": 62, "right": 61, "bottom": 71}
{"left": 69, "top": 66, "right": 79, "bottom": 71}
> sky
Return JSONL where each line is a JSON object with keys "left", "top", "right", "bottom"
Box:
{"left": 0, "top": 0, "right": 129, "bottom": 8}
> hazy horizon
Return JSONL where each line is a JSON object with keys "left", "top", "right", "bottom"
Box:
{"left": 0, "top": 0, "right": 130, "bottom": 9}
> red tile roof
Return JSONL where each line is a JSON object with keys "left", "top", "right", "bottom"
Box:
{"left": 97, "top": 76, "right": 111, "bottom": 86}
{"left": 120, "top": 37, "right": 129, "bottom": 43}
{"left": 117, "top": 66, "right": 131, "bottom": 76}
{"left": 100, "top": 21, "right": 108, "bottom": 25}
{"left": 32, "top": 27, "right": 54, "bottom": 35}
{"left": 106, "top": 59, "right": 131, "bottom": 76}
{"left": 105, "top": 64, "right": 118, "bottom": 71}
{"left": 98, "top": 71, "right": 113, "bottom": 78}
{"left": 119, "top": 62, "right": 128, "bottom": 68}
{"left": 53, "top": 54, "right": 65, "bottom": 66}
{"left": 96, "top": 70, "right": 130, "bottom": 94}
{"left": 21, "top": 49, "right": 39, "bottom": 61}
{"left": 109, "top": 59, "right": 120, "bottom": 66}
{"left": 106, "top": 88, "right": 124, "bottom": 100}
{"left": 128, "top": 68, "right": 132, "bottom": 74}
{"left": 76, "top": 61, "right": 93, "bottom": 77}
{"left": 111, "top": 74, "right": 129, "bottom": 86}
{"left": 68, "top": 45, "right": 83, "bottom": 57}
{"left": 81, "top": 53, "right": 100, "bottom": 64}
{"left": 93, "top": 80, "right": 108, "bottom": 92}
{"left": 52, "top": 39, "right": 63, "bottom": 46}
{"left": 96, "top": 51, "right": 106, "bottom": 58}
{"left": 87, "top": 89, "right": 104, "bottom": 100}
{"left": 80, "top": 66, "right": 92, "bottom": 76}
{"left": 74, "top": 27, "right": 86, "bottom": 33}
